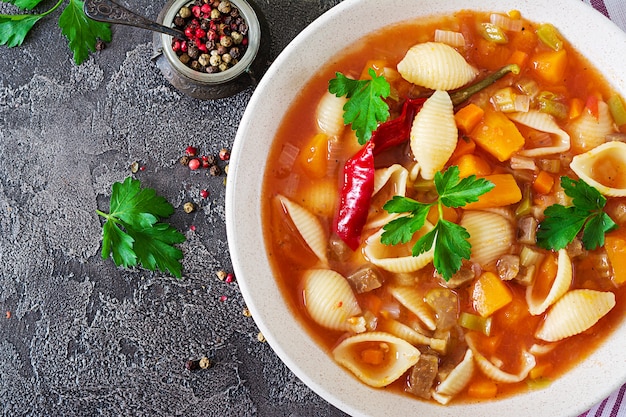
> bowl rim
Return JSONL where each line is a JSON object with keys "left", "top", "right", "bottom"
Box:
{"left": 226, "top": 0, "right": 626, "bottom": 415}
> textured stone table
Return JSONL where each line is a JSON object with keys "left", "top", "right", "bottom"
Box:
{"left": 0, "top": 0, "right": 349, "bottom": 415}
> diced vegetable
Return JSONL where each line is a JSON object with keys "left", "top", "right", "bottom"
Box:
{"left": 516, "top": 78, "right": 540, "bottom": 99}
{"left": 507, "top": 50, "right": 529, "bottom": 70}
{"left": 459, "top": 312, "right": 493, "bottom": 335}
{"left": 529, "top": 362, "right": 553, "bottom": 380}
{"left": 455, "top": 104, "right": 484, "bottom": 134}
{"left": 406, "top": 354, "right": 439, "bottom": 399}
{"left": 454, "top": 154, "right": 492, "bottom": 178}
{"left": 533, "top": 170, "right": 555, "bottom": 194}
{"left": 346, "top": 265, "right": 383, "bottom": 293}
{"left": 605, "top": 230, "right": 626, "bottom": 285}
{"left": 536, "top": 23, "right": 564, "bottom": 51}
{"left": 467, "top": 379, "right": 498, "bottom": 399}
{"left": 538, "top": 91, "right": 568, "bottom": 119}
{"left": 531, "top": 49, "right": 568, "bottom": 84}
{"left": 464, "top": 174, "right": 522, "bottom": 210}
{"left": 515, "top": 185, "right": 533, "bottom": 217}
{"left": 608, "top": 94, "right": 626, "bottom": 127}
{"left": 450, "top": 64, "right": 520, "bottom": 105}
{"left": 496, "top": 254, "right": 521, "bottom": 281}
{"left": 471, "top": 109, "right": 525, "bottom": 161}
{"left": 298, "top": 133, "right": 328, "bottom": 178}
{"left": 568, "top": 97, "right": 585, "bottom": 119}
{"left": 425, "top": 288, "right": 459, "bottom": 330}
{"left": 360, "top": 348, "right": 385, "bottom": 365}
{"left": 517, "top": 216, "right": 538, "bottom": 245}
{"left": 491, "top": 87, "right": 517, "bottom": 112}
{"left": 490, "top": 13, "right": 523, "bottom": 32}
{"left": 471, "top": 271, "right": 513, "bottom": 317}
{"left": 434, "top": 29, "right": 466, "bottom": 47}
{"left": 478, "top": 22, "right": 508, "bottom": 44}
{"left": 359, "top": 59, "right": 388, "bottom": 79}
{"left": 585, "top": 94, "right": 600, "bottom": 119}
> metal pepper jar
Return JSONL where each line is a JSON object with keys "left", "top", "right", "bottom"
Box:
{"left": 152, "top": 0, "right": 269, "bottom": 100}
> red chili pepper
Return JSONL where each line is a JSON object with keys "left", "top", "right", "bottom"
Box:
{"left": 371, "top": 97, "right": 427, "bottom": 155}
{"left": 334, "top": 141, "right": 375, "bottom": 251}
{"left": 334, "top": 97, "right": 426, "bottom": 250}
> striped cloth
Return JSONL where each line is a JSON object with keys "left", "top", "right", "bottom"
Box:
{"left": 577, "top": 2, "right": 626, "bottom": 416}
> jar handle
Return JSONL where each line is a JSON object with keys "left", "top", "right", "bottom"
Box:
{"left": 84, "top": 0, "right": 185, "bottom": 39}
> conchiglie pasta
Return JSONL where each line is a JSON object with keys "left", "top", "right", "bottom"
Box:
{"left": 278, "top": 195, "right": 328, "bottom": 265}
{"left": 409, "top": 90, "right": 458, "bottom": 180}
{"left": 569, "top": 141, "right": 626, "bottom": 197}
{"left": 388, "top": 286, "right": 436, "bottom": 331}
{"left": 397, "top": 42, "right": 478, "bottom": 90}
{"left": 363, "top": 227, "right": 435, "bottom": 273}
{"left": 526, "top": 249, "right": 572, "bottom": 316}
{"left": 316, "top": 91, "right": 348, "bottom": 137}
{"left": 432, "top": 349, "right": 475, "bottom": 404}
{"left": 378, "top": 318, "right": 447, "bottom": 353}
{"left": 567, "top": 100, "right": 617, "bottom": 153}
{"left": 535, "top": 289, "right": 616, "bottom": 342}
{"left": 365, "top": 164, "right": 409, "bottom": 230}
{"left": 509, "top": 110, "right": 571, "bottom": 156}
{"left": 302, "top": 269, "right": 366, "bottom": 333}
{"left": 465, "top": 333, "right": 536, "bottom": 383}
{"left": 461, "top": 210, "right": 514, "bottom": 266}
{"left": 332, "top": 332, "right": 421, "bottom": 388}
{"left": 298, "top": 178, "right": 338, "bottom": 217}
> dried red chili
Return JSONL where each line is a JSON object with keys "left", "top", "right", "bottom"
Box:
{"left": 333, "top": 98, "right": 426, "bottom": 250}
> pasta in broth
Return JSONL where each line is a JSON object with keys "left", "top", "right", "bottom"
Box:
{"left": 262, "top": 10, "right": 626, "bottom": 404}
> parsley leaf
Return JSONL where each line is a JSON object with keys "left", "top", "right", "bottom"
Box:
{"left": 328, "top": 68, "right": 390, "bottom": 145}
{"left": 59, "top": 0, "right": 111, "bottom": 65}
{"left": 537, "top": 177, "right": 617, "bottom": 251}
{"left": 0, "top": 0, "right": 110, "bottom": 64}
{"left": 381, "top": 166, "right": 495, "bottom": 280}
{"left": 97, "top": 177, "right": 186, "bottom": 278}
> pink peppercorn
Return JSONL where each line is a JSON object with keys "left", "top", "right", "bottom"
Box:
{"left": 225, "top": 273, "right": 234, "bottom": 283}
{"left": 188, "top": 158, "right": 201, "bottom": 170}
{"left": 200, "top": 189, "right": 209, "bottom": 198}
{"left": 219, "top": 295, "right": 227, "bottom": 302}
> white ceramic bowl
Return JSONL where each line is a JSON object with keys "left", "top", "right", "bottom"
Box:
{"left": 226, "top": 1, "right": 626, "bottom": 415}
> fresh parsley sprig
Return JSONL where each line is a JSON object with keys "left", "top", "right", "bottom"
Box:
{"left": 0, "top": 0, "right": 111, "bottom": 64}
{"left": 97, "top": 177, "right": 186, "bottom": 278}
{"left": 381, "top": 166, "right": 494, "bottom": 280}
{"left": 328, "top": 68, "right": 390, "bottom": 145}
{"left": 536, "top": 176, "right": 617, "bottom": 251}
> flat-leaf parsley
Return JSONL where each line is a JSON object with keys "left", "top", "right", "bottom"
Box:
{"left": 537, "top": 176, "right": 617, "bottom": 251}
{"left": 381, "top": 166, "right": 494, "bottom": 280}
{"left": 97, "top": 177, "right": 186, "bottom": 278}
{"left": 328, "top": 68, "right": 390, "bottom": 145}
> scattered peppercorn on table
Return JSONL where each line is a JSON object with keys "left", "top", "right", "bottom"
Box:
{"left": 0, "top": 0, "right": 625, "bottom": 416}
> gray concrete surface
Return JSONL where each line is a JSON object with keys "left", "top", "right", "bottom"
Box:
{"left": 0, "top": 0, "right": 348, "bottom": 415}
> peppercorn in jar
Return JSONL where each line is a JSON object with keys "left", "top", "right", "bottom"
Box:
{"left": 171, "top": 0, "right": 249, "bottom": 74}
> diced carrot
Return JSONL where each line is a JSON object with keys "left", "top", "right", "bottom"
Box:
{"left": 471, "top": 272, "right": 513, "bottom": 317}
{"left": 529, "top": 362, "right": 554, "bottom": 380}
{"left": 427, "top": 204, "right": 459, "bottom": 224}
{"left": 297, "top": 133, "right": 328, "bottom": 178}
{"left": 470, "top": 109, "right": 525, "bottom": 162}
{"left": 450, "top": 137, "right": 476, "bottom": 162}
{"left": 473, "top": 38, "right": 512, "bottom": 71}
{"left": 605, "top": 229, "right": 626, "bottom": 285}
{"left": 361, "top": 293, "right": 383, "bottom": 316}
{"left": 467, "top": 379, "right": 498, "bottom": 399}
{"left": 508, "top": 28, "right": 538, "bottom": 55}
{"left": 532, "top": 170, "right": 555, "bottom": 194}
{"left": 507, "top": 50, "right": 529, "bottom": 70}
{"left": 360, "top": 348, "right": 385, "bottom": 365}
{"left": 568, "top": 97, "right": 585, "bottom": 120}
{"left": 531, "top": 49, "right": 568, "bottom": 84}
{"left": 360, "top": 59, "right": 388, "bottom": 79}
{"left": 455, "top": 103, "right": 485, "bottom": 134}
{"left": 454, "top": 154, "right": 492, "bottom": 178}
{"left": 464, "top": 174, "right": 522, "bottom": 210}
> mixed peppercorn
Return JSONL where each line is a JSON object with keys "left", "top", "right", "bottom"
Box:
{"left": 171, "top": 0, "right": 249, "bottom": 74}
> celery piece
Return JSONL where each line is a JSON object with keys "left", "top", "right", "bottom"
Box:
{"left": 478, "top": 22, "right": 508, "bottom": 44}
{"left": 538, "top": 92, "right": 568, "bottom": 119}
{"left": 459, "top": 312, "right": 492, "bottom": 336}
{"left": 526, "top": 377, "right": 552, "bottom": 390}
{"left": 515, "top": 184, "right": 532, "bottom": 217}
{"left": 491, "top": 87, "right": 517, "bottom": 113}
{"left": 608, "top": 95, "right": 626, "bottom": 127}
{"left": 536, "top": 23, "right": 563, "bottom": 51}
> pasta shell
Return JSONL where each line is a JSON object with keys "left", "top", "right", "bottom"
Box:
{"left": 332, "top": 331, "right": 421, "bottom": 387}
{"left": 388, "top": 286, "right": 436, "bottom": 330}
{"left": 302, "top": 269, "right": 366, "bottom": 333}
{"left": 298, "top": 178, "right": 338, "bottom": 218}
{"left": 409, "top": 90, "right": 458, "bottom": 180}
{"left": 397, "top": 42, "right": 478, "bottom": 90}
{"left": 433, "top": 349, "right": 475, "bottom": 404}
{"left": 508, "top": 110, "right": 571, "bottom": 156}
{"left": 569, "top": 141, "right": 626, "bottom": 197}
{"left": 316, "top": 91, "right": 348, "bottom": 137}
{"left": 461, "top": 210, "right": 514, "bottom": 266}
{"left": 535, "top": 289, "right": 616, "bottom": 342}
{"left": 278, "top": 195, "right": 328, "bottom": 265}
{"left": 526, "top": 249, "right": 572, "bottom": 316}
{"left": 379, "top": 318, "right": 447, "bottom": 353}
{"left": 465, "top": 333, "right": 536, "bottom": 383}
{"left": 365, "top": 164, "right": 409, "bottom": 230}
{"left": 363, "top": 227, "right": 435, "bottom": 273}
{"left": 567, "top": 100, "right": 617, "bottom": 153}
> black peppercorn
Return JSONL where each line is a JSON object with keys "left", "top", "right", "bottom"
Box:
{"left": 188, "top": 44, "right": 200, "bottom": 59}
{"left": 209, "top": 165, "right": 221, "bottom": 176}
{"left": 174, "top": 16, "right": 186, "bottom": 27}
